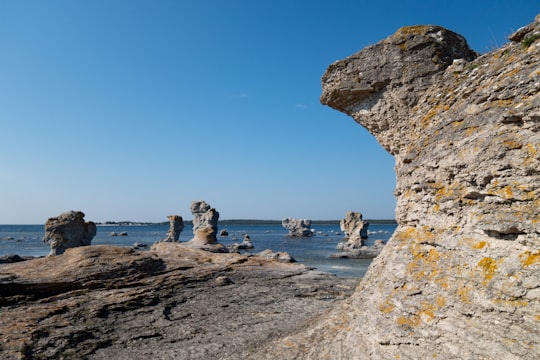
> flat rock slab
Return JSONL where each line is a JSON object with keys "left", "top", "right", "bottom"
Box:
{"left": 0, "top": 243, "right": 356, "bottom": 360}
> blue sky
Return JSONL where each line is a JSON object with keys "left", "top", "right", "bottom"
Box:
{"left": 1, "top": 1, "right": 539, "bottom": 224}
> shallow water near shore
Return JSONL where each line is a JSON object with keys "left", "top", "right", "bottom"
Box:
{"left": 0, "top": 223, "right": 396, "bottom": 278}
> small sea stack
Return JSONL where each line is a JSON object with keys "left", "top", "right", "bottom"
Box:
{"left": 282, "top": 218, "right": 314, "bottom": 237}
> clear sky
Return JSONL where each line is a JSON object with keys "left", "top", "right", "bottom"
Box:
{"left": 1, "top": 1, "right": 539, "bottom": 224}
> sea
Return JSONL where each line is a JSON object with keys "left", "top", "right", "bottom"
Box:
{"left": 0, "top": 222, "right": 396, "bottom": 278}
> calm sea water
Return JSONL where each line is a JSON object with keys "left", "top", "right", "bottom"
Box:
{"left": 0, "top": 223, "right": 396, "bottom": 278}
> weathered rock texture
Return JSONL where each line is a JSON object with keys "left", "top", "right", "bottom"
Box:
{"left": 160, "top": 215, "right": 184, "bottom": 242}
{"left": 260, "top": 17, "right": 540, "bottom": 359}
{"left": 42, "top": 211, "right": 96, "bottom": 256}
{"left": 0, "top": 244, "right": 355, "bottom": 359}
{"left": 282, "top": 218, "right": 314, "bottom": 237}
{"left": 186, "top": 201, "right": 226, "bottom": 252}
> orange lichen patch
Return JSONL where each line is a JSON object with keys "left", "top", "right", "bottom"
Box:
{"left": 419, "top": 300, "right": 438, "bottom": 321}
{"left": 500, "top": 67, "right": 521, "bottom": 78}
{"left": 396, "top": 25, "right": 431, "bottom": 37}
{"left": 465, "top": 126, "right": 479, "bottom": 136}
{"left": 536, "top": 315, "right": 540, "bottom": 321}
{"left": 473, "top": 241, "right": 487, "bottom": 249}
{"left": 393, "top": 226, "right": 438, "bottom": 246}
{"left": 433, "top": 181, "right": 465, "bottom": 202}
{"left": 486, "top": 184, "right": 514, "bottom": 199}
{"left": 524, "top": 143, "right": 539, "bottom": 166}
{"left": 396, "top": 299, "right": 444, "bottom": 329}
{"left": 456, "top": 232, "right": 476, "bottom": 245}
{"left": 493, "top": 298, "right": 529, "bottom": 308}
{"left": 492, "top": 99, "right": 514, "bottom": 108}
{"left": 399, "top": 42, "right": 408, "bottom": 52}
{"left": 451, "top": 120, "right": 463, "bottom": 127}
{"left": 476, "top": 257, "right": 500, "bottom": 284}
{"left": 421, "top": 104, "right": 450, "bottom": 127}
{"left": 434, "top": 276, "right": 449, "bottom": 289}
{"left": 436, "top": 295, "right": 446, "bottom": 308}
{"left": 456, "top": 285, "right": 472, "bottom": 303}
{"left": 520, "top": 251, "right": 540, "bottom": 267}
{"left": 379, "top": 299, "right": 396, "bottom": 314}
{"left": 396, "top": 314, "right": 421, "bottom": 328}
{"left": 283, "top": 339, "right": 297, "bottom": 348}
{"left": 503, "top": 140, "right": 522, "bottom": 150}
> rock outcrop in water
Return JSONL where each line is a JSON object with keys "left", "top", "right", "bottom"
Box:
{"left": 185, "top": 201, "right": 227, "bottom": 252}
{"left": 42, "top": 211, "right": 96, "bottom": 256}
{"left": 335, "top": 212, "right": 380, "bottom": 258}
{"left": 261, "top": 16, "right": 540, "bottom": 359}
{"left": 282, "top": 218, "right": 314, "bottom": 237}
{"left": 340, "top": 211, "right": 369, "bottom": 244}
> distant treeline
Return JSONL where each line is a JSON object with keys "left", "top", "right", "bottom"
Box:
{"left": 98, "top": 219, "right": 397, "bottom": 226}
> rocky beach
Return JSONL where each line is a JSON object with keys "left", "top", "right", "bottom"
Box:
{"left": 0, "top": 243, "right": 356, "bottom": 359}
{"left": 1, "top": 13, "right": 539, "bottom": 360}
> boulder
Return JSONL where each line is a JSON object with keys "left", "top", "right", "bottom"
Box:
{"left": 256, "top": 249, "right": 296, "bottom": 263}
{"left": 228, "top": 234, "right": 254, "bottom": 252}
{"left": 282, "top": 217, "right": 314, "bottom": 237}
{"left": 42, "top": 211, "right": 96, "bottom": 256}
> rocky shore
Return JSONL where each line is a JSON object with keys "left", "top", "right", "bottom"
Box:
{"left": 0, "top": 243, "right": 356, "bottom": 359}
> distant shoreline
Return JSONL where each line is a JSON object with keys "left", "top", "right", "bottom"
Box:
{"left": 94, "top": 219, "right": 398, "bottom": 226}
{"left": 1, "top": 219, "right": 398, "bottom": 226}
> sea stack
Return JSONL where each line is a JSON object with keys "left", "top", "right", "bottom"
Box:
{"left": 282, "top": 218, "right": 314, "bottom": 237}
{"left": 42, "top": 211, "right": 97, "bottom": 255}
{"left": 339, "top": 211, "right": 369, "bottom": 246}
{"left": 185, "top": 201, "right": 227, "bottom": 252}
{"left": 264, "top": 16, "right": 540, "bottom": 359}
{"left": 161, "top": 215, "right": 184, "bottom": 242}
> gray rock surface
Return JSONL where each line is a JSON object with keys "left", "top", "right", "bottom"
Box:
{"left": 42, "top": 211, "right": 96, "bottom": 255}
{"left": 282, "top": 217, "right": 314, "bottom": 237}
{"left": 259, "top": 15, "right": 540, "bottom": 360}
{"left": 0, "top": 244, "right": 355, "bottom": 359}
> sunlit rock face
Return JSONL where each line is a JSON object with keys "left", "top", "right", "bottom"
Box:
{"left": 263, "top": 15, "right": 540, "bottom": 359}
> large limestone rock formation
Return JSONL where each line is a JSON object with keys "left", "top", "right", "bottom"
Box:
{"left": 42, "top": 211, "right": 96, "bottom": 256}
{"left": 186, "top": 201, "right": 227, "bottom": 252}
{"left": 262, "top": 16, "right": 540, "bottom": 359}
{"left": 282, "top": 218, "right": 314, "bottom": 237}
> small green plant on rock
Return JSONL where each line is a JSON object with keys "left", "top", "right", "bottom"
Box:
{"left": 521, "top": 33, "right": 540, "bottom": 48}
